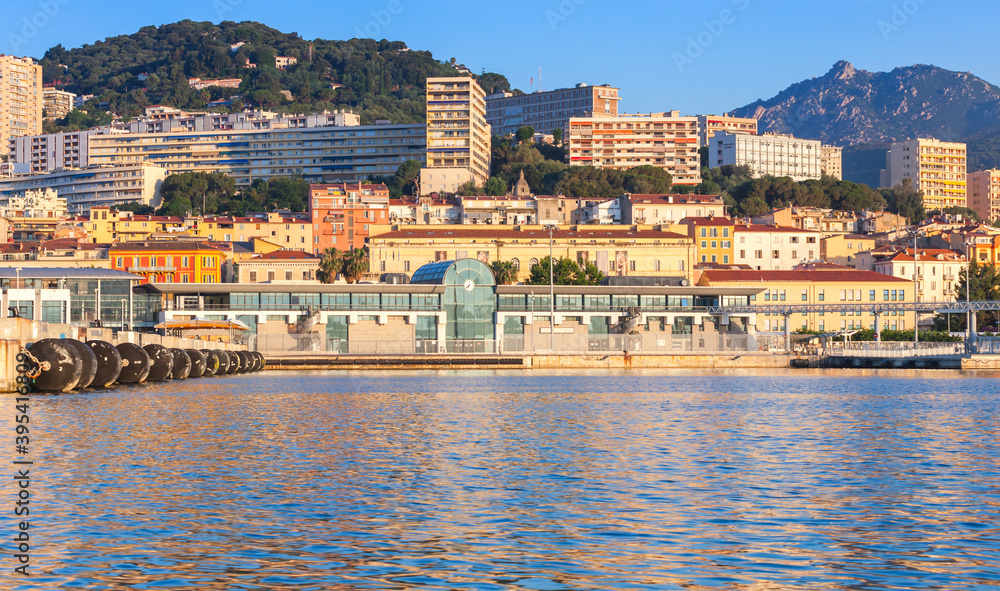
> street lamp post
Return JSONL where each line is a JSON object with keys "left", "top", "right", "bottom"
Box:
{"left": 912, "top": 231, "right": 919, "bottom": 344}
{"left": 544, "top": 224, "right": 558, "bottom": 352}
{"left": 963, "top": 241, "right": 974, "bottom": 347}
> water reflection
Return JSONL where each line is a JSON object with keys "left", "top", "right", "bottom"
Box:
{"left": 6, "top": 370, "right": 1000, "bottom": 590}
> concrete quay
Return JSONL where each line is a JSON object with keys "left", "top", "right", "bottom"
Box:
{"left": 263, "top": 352, "right": 805, "bottom": 371}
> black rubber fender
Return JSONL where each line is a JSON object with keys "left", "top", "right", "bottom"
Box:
{"left": 27, "top": 339, "right": 83, "bottom": 393}
{"left": 185, "top": 349, "right": 207, "bottom": 378}
{"left": 86, "top": 340, "right": 122, "bottom": 387}
{"left": 143, "top": 344, "right": 174, "bottom": 382}
{"left": 116, "top": 343, "right": 151, "bottom": 384}
{"left": 64, "top": 339, "right": 98, "bottom": 389}
{"left": 169, "top": 349, "right": 192, "bottom": 380}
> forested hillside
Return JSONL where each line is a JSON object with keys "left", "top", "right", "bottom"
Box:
{"left": 39, "top": 20, "right": 484, "bottom": 124}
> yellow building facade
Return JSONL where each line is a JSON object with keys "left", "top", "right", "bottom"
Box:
{"left": 682, "top": 217, "right": 736, "bottom": 265}
{"left": 369, "top": 225, "right": 696, "bottom": 283}
{"left": 698, "top": 269, "right": 915, "bottom": 333}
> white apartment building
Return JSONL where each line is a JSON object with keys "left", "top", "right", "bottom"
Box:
{"left": 0, "top": 164, "right": 169, "bottom": 214}
{"left": 872, "top": 248, "right": 967, "bottom": 303}
{"left": 0, "top": 55, "right": 43, "bottom": 152}
{"left": 421, "top": 77, "right": 491, "bottom": 195}
{"left": 709, "top": 132, "right": 822, "bottom": 181}
{"left": 567, "top": 111, "right": 701, "bottom": 184}
{"left": 0, "top": 187, "right": 67, "bottom": 219}
{"left": 618, "top": 193, "right": 726, "bottom": 224}
{"left": 11, "top": 122, "right": 426, "bottom": 187}
{"left": 695, "top": 114, "right": 757, "bottom": 147}
{"left": 882, "top": 138, "right": 967, "bottom": 209}
{"left": 486, "top": 83, "right": 621, "bottom": 137}
{"left": 734, "top": 224, "right": 822, "bottom": 270}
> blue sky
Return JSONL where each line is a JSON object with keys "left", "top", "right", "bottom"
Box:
{"left": 5, "top": 0, "right": 998, "bottom": 114}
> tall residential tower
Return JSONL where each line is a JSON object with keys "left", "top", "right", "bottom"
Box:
{"left": 420, "top": 77, "right": 491, "bottom": 195}
{"left": 0, "top": 55, "right": 43, "bottom": 154}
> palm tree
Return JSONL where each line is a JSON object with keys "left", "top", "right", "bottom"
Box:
{"left": 491, "top": 260, "right": 518, "bottom": 285}
{"left": 342, "top": 247, "right": 370, "bottom": 284}
{"left": 316, "top": 247, "right": 344, "bottom": 284}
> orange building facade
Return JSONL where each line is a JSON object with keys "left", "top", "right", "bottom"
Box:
{"left": 110, "top": 242, "right": 224, "bottom": 284}
{"left": 309, "top": 183, "right": 391, "bottom": 254}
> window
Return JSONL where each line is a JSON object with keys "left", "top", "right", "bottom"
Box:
{"left": 740, "top": 250, "right": 746, "bottom": 259}
{"left": 883, "top": 289, "right": 890, "bottom": 301}
{"left": 818, "top": 290, "right": 825, "bottom": 302}
{"left": 285, "top": 271, "right": 293, "bottom": 281}
{"left": 268, "top": 271, "right": 275, "bottom": 282}
{"left": 755, "top": 250, "right": 763, "bottom": 259}
{"left": 723, "top": 255, "right": 729, "bottom": 264}
{"left": 249, "top": 271, "right": 257, "bottom": 282}
{"left": 404, "top": 261, "right": 411, "bottom": 272}
{"left": 801, "top": 290, "right": 808, "bottom": 301}
{"left": 773, "top": 250, "right": 780, "bottom": 259}
{"left": 654, "top": 260, "right": 661, "bottom": 271}
{"left": 869, "top": 290, "right": 876, "bottom": 301}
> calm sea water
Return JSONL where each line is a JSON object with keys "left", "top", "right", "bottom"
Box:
{"left": 5, "top": 370, "right": 1000, "bottom": 590}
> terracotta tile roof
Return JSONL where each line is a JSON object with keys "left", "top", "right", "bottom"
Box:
{"left": 734, "top": 224, "right": 822, "bottom": 234}
{"left": 257, "top": 250, "right": 317, "bottom": 260}
{"left": 701, "top": 270, "right": 912, "bottom": 283}
{"left": 882, "top": 248, "right": 965, "bottom": 262}
{"left": 110, "top": 242, "right": 223, "bottom": 252}
{"left": 628, "top": 193, "right": 722, "bottom": 204}
{"left": 374, "top": 228, "right": 690, "bottom": 240}
{"left": 681, "top": 216, "right": 735, "bottom": 226}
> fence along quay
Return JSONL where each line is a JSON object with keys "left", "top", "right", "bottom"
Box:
{"left": 6, "top": 262, "right": 1000, "bottom": 378}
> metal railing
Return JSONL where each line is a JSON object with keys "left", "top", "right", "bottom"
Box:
{"left": 826, "top": 342, "right": 965, "bottom": 358}
{"left": 254, "top": 333, "right": 785, "bottom": 355}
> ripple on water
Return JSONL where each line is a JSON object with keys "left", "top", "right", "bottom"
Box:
{"left": 6, "top": 370, "right": 1000, "bottom": 590}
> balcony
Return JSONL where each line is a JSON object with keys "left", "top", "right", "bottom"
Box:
{"left": 130, "top": 265, "right": 177, "bottom": 273}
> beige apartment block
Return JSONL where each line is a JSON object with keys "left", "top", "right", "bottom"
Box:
{"left": 422, "top": 77, "right": 491, "bottom": 194}
{"left": 42, "top": 88, "right": 76, "bottom": 121}
{"left": 968, "top": 169, "right": 1000, "bottom": 222}
{"left": 369, "top": 225, "right": 696, "bottom": 283}
{"left": 883, "top": 138, "right": 967, "bottom": 209}
{"left": 821, "top": 145, "right": 843, "bottom": 180}
{"left": 820, "top": 234, "right": 876, "bottom": 266}
{"left": 567, "top": 111, "right": 701, "bottom": 185}
{"left": 696, "top": 114, "right": 757, "bottom": 147}
{"left": 486, "top": 83, "right": 621, "bottom": 137}
{"left": 0, "top": 55, "right": 43, "bottom": 152}
{"left": 710, "top": 132, "right": 822, "bottom": 181}
{"left": 238, "top": 250, "right": 318, "bottom": 283}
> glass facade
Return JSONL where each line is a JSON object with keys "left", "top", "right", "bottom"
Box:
{"left": 441, "top": 259, "right": 496, "bottom": 342}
